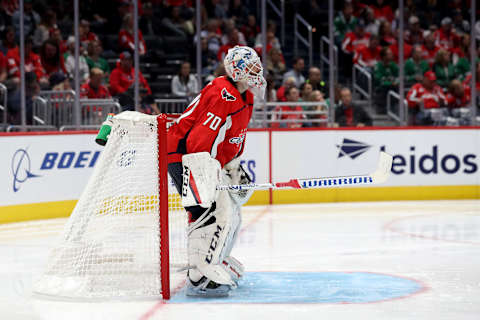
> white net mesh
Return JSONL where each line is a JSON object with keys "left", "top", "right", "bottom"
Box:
{"left": 33, "top": 114, "right": 187, "bottom": 300}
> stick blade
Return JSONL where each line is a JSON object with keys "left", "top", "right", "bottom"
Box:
{"left": 369, "top": 151, "right": 393, "bottom": 184}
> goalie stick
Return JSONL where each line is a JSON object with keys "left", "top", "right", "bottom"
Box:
{"left": 217, "top": 152, "right": 393, "bottom": 191}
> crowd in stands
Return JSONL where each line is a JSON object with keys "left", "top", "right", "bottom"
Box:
{"left": 0, "top": 0, "right": 478, "bottom": 128}
{"left": 334, "top": 0, "right": 479, "bottom": 125}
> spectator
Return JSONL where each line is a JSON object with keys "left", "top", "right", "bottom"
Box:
{"left": 109, "top": 51, "right": 151, "bottom": 97}
{"left": 79, "top": 20, "right": 99, "bottom": 51}
{"left": 0, "top": 51, "right": 6, "bottom": 83}
{"left": 266, "top": 47, "right": 286, "bottom": 83}
{"left": 334, "top": 2, "right": 357, "bottom": 43}
{"left": 446, "top": 79, "right": 469, "bottom": 109}
{"left": 463, "top": 61, "right": 480, "bottom": 102}
{"left": 217, "top": 28, "right": 241, "bottom": 61}
{"left": 119, "top": 14, "right": 147, "bottom": 56}
{"left": 80, "top": 68, "right": 111, "bottom": 99}
{"left": 205, "top": 62, "right": 226, "bottom": 83}
{"left": 389, "top": 40, "right": 413, "bottom": 62}
{"left": 404, "top": 15, "right": 424, "bottom": 45}
{"left": 171, "top": 61, "right": 199, "bottom": 98}
{"left": 374, "top": 47, "right": 398, "bottom": 112}
{"left": 200, "top": 36, "right": 218, "bottom": 76}
{"left": 432, "top": 49, "right": 455, "bottom": 88}
{"left": 283, "top": 57, "right": 305, "bottom": 88}
{"left": 205, "top": 0, "right": 227, "bottom": 19}
{"left": 452, "top": 9, "right": 469, "bottom": 35}
{"left": 300, "top": 82, "right": 313, "bottom": 101}
{"left": 363, "top": 7, "right": 380, "bottom": 36}
{"left": 0, "top": 3, "right": 10, "bottom": 33}
{"left": 305, "top": 66, "right": 326, "bottom": 95}
{"left": 272, "top": 86, "right": 305, "bottom": 128}
{"left": 421, "top": 31, "right": 440, "bottom": 67}
{"left": 342, "top": 21, "right": 370, "bottom": 55}
{"left": 378, "top": 20, "right": 396, "bottom": 46}
{"left": 201, "top": 19, "right": 222, "bottom": 57}
{"left": 49, "top": 28, "right": 68, "bottom": 54}
{"left": 254, "top": 21, "right": 281, "bottom": 52}
{"left": 12, "top": 0, "right": 40, "bottom": 38}
{"left": 241, "top": 15, "right": 259, "bottom": 47}
{"left": 139, "top": 2, "right": 162, "bottom": 36}
{"left": 0, "top": 26, "right": 16, "bottom": 55}
{"left": 49, "top": 72, "right": 71, "bottom": 92}
{"left": 434, "top": 17, "right": 459, "bottom": 49}
{"left": 85, "top": 40, "right": 110, "bottom": 79}
{"left": 221, "top": 19, "right": 247, "bottom": 46}
{"left": 7, "top": 36, "right": 48, "bottom": 86}
{"left": 353, "top": 35, "right": 381, "bottom": 69}
{"left": 404, "top": 45, "right": 429, "bottom": 85}
{"left": 276, "top": 76, "right": 296, "bottom": 102}
{"left": 106, "top": 0, "right": 130, "bottom": 34}
{"left": 265, "top": 74, "right": 277, "bottom": 102}
{"left": 452, "top": 35, "right": 477, "bottom": 80}
{"left": 368, "top": 0, "right": 394, "bottom": 23}
{"left": 40, "top": 39, "right": 67, "bottom": 78}
{"left": 335, "top": 87, "right": 372, "bottom": 127}
{"left": 407, "top": 71, "right": 446, "bottom": 111}
{"left": 64, "top": 36, "right": 90, "bottom": 83}
{"left": 7, "top": 71, "right": 40, "bottom": 124}
{"left": 162, "top": 5, "right": 194, "bottom": 38}
{"left": 228, "top": 0, "right": 248, "bottom": 25}
{"left": 308, "top": 90, "right": 327, "bottom": 127}
{"left": 33, "top": 10, "right": 57, "bottom": 48}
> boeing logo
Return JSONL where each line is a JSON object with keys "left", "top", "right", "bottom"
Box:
{"left": 11, "top": 148, "right": 40, "bottom": 192}
{"left": 337, "top": 138, "right": 371, "bottom": 159}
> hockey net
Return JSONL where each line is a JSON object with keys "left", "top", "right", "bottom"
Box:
{"left": 33, "top": 113, "right": 187, "bottom": 300}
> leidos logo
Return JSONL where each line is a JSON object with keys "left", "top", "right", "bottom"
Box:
{"left": 337, "top": 138, "right": 371, "bottom": 159}
{"left": 381, "top": 145, "right": 477, "bottom": 175}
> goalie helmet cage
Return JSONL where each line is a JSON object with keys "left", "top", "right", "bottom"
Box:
{"left": 33, "top": 113, "right": 187, "bottom": 300}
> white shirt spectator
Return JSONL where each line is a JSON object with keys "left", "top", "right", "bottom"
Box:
{"left": 171, "top": 74, "right": 199, "bottom": 97}
{"left": 65, "top": 54, "right": 90, "bottom": 83}
{"left": 283, "top": 69, "right": 305, "bottom": 88}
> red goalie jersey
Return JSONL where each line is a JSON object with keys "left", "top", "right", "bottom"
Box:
{"left": 167, "top": 76, "right": 254, "bottom": 168}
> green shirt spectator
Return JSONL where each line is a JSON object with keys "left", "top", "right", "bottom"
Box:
{"left": 334, "top": 3, "right": 357, "bottom": 42}
{"left": 374, "top": 47, "right": 399, "bottom": 88}
{"left": 86, "top": 40, "right": 110, "bottom": 82}
{"left": 454, "top": 56, "right": 480, "bottom": 81}
{"left": 432, "top": 49, "right": 455, "bottom": 88}
{"left": 404, "top": 45, "right": 429, "bottom": 84}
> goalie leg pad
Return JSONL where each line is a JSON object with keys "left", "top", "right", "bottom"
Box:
{"left": 188, "top": 190, "right": 241, "bottom": 286}
{"left": 182, "top": 152, "right": 221, "bottom": 209}
{"left": 223, "top": 158, "right": 254, "bottom": 206}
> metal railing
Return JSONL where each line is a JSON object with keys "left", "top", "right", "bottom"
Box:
{"left": 352, "top": 64, "right": 373, "bottom": 109}
{"left": 320, "top": 36, "right": 338, "bottom": 82}
{"left": 80, "top": 99, "right": 122, "bottom": 125}
{"left": 6, "top": 125, "right": 57, "bottom": 132}
{"left": 0, "top": 83, "right": 7, "bottom": 128}
{"left": 251, "top": 101, "right": 329, "bottom": 128}
{"left": 155, "top": 98, "right": 189, "bottom": 114}
{"left": 267, "top": 0, "right": 285, "bottom": 46}
{"left": 386, "top": 90, "right": 402, "bottom": 124}
{"left": 293, "top": 14, "right": 313, "bottom": 67}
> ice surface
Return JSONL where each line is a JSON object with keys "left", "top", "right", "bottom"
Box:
{"left": 0, "top": 200, "right": 479, "bottom": 320}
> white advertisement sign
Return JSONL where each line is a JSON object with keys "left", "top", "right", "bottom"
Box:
{"left": 272, "top": 129, "right": 480, "bottom": 186}
{"left": 240, "top": 131, "right": 269, "bottom": 184}
{"left": 0, "top": 134, "right": 103, "bottom": 206}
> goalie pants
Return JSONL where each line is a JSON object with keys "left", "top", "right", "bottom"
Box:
{"left": 168, "top": 162, "right": 211, "bottom": 221}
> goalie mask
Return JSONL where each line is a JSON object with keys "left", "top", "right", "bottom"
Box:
{"left": 224, "top": 46, "right": 266, "bottom": 99}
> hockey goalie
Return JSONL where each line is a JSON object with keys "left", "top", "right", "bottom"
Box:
{"left": 167, "top": 46, "right": 265, "bottom": 297}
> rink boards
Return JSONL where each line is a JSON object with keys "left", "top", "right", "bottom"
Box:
{"left": 0, "top": 127, "right": 479, "bottom": 222}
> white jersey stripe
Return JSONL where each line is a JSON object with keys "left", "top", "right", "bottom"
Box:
{"left": 210, "top": 115, "right": 232, "bottom": 159}
{"left": 176, "top": 94, "right": 201, "bottom": 124}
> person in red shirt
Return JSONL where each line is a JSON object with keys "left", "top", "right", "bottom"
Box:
{"left": 167, "top": 46, "right": 265, "bottom": 297}
{"left": 276, "top": 77, "right": 296, "bottom": 102}
{"left": 79, "top": 19, "right": 99, "bottom": 50}
{"left": 404, "top": 16, "right": 424, "bottom": 45}
{"left": 434, "top": 17, "right": 460, "bottom": 50}
{"left": 6, "top": 37, "right": 48, "bottom": 86}
{"left": 407, "top": 71, "right": 446, "bottom": 110}
{"left": 463, "top": 61, "right": 480, "bottom": 101}
{"left": 342, "top": 21, "right": 370, "bottom": 55}
{"left": 369, "top": 0, "right": 394, "bottom": 23}
{"left": 378, "top": 20, "right": 396, "bottom": 46}
{"left": 421, "top": 32, "right": 440, "bottom": 67}
{"left": 389, "top": 41, "right": 412, "bottom": 62}
{"left": 40, "top": 39, "right": 67, "bottom": 77}
{"left": 272, "top": 86, "right": 305, "bottom": 128}
{"left": 109, "top": 51, "right": 151, "bottom": 96}
{"left": 353, "top": 35, "right": 381, "bottom": 69}
{"left": 80, "top": 68, "right": 111, "bottom": 99}
{"left": 446, "top": 79, "right": 470, "bottom": 109}
{"left": 118, "top": 14, "right": 147, "bottom": 56}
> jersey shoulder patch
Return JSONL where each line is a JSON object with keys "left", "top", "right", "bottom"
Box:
{"left": 221, "top": 87, "right": 237, "bottom": 102}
